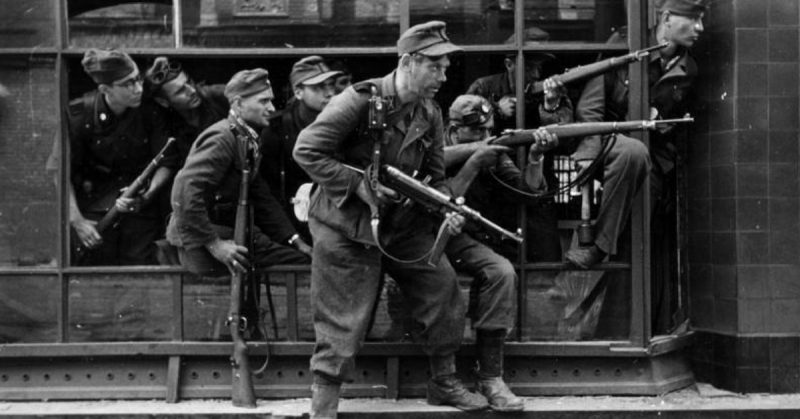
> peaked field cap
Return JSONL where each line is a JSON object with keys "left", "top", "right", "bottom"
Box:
{"left": 290, "top": 56, "right": 343, "bottom": 88}
{"left": 656, "top": 0, "right": 709, "bottom": 16}
{"left": 397, "top": 20, "right": 463, "bottom": 56}
{"left": 449, "top": 94, "right": 493, "bottom": 127}
{"left": 224, "top": 68, "right": 271, "bottom": 102}
{"left": 81, "top": 48, "right": 137, "bottom": 85}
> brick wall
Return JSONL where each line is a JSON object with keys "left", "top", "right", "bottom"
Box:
{"left": 689, "top": 0, "right": 800, "bottom": 393}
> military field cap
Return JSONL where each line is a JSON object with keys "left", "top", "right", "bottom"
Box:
{"left": 224, "top": 68, "right": 271, "bottom": 102}
{"left": 145, "top": 56, "right": 182, "bottom": 91}
{"left": 504, "top": 27, "right": 555, "bottom": 61}
{"left": 81, "top": 48, "right": 138, "bottom": 85}
{"left": 290, "top": 56, "right": 343, "bottom": 88}
{"left": 656, "top": 0, "right": 709, "bottom": 17}
{"left": 449, "top": 95, "right": 493, "bottom": 127}
{"left": 397, "top": 20, "right": 463, "bottom": 56}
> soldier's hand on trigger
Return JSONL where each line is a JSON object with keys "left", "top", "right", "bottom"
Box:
{"left": 542, "top": 77, "right": 566, "bottom": 111}
{"left": 443, "top": 212, "right": 466, "bottom": 235}
{"left": 206, "top": 238, "right": 250, "bottom": 274}
{"left": 72, "top": 217, "right": 101, "bottom": 249}
{"left": 529, "top": 128, "right": 559, "bottom": 161}
{"left": 356, "top": 178, "right": 400, "bottom": 207}
{"left": 467, "top": 141, "right": 512, "bottom": 168}
{"left": 496, "top": 96, "right": 516, "bottom": 118}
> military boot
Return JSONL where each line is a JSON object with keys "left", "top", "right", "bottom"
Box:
{"left": 310, "top": 376, "right": 341, "bottom": 419}
{"left": 475, "top": 329, "right": 524, "bottom": 411}
{"left": 426, "top": 354, "right": 489, "bottom": 411}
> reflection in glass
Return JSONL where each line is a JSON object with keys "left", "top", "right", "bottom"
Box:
{"left": 0, "top": 0, "right": 55, "bottom": 48}
{"left": 524, "top": 0, "right": 628, "bottom": 43}
{"left": 410, "top": 0, "right": 511, "bottom": 45}
{"left": 68, "top": 274, "right": 173, "bottom": 342}
{"left": 0, "top": 57, "right": 59, "bottom": 268}
{"left": 523, "top": 270, "right": 630, "bottom": 341}
{"left": 0, "top": 276, "right": 59, "bottom": 343}
{"left": 181, "top": 0, "right": 399, "bottom": 48}
{"left": 68, "top": 1, "right": 174, "bottom": 48}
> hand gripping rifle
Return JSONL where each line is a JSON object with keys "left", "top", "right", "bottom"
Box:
{"left": 525, "top": 43, "right": 668, "bottom": 96}
{"left": 229, "top": 131, "right": 257, "bottom": 408}
{"left": 379, "top": 165, "right": 523, "bottom": 266}
{"left": 490, "top": 117, "right": 695, "bottom": 147}
{"left": 73, "top": 137, "right": 176, "bottom": 262}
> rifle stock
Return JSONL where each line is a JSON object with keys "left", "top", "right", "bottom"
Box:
{"left": 380, "top": 165, "right": 523, "bottom": 266}
{"left": 525, "top": 43, "right": 668, "bottom": 96}
{"left": 492, "top": 117, "right": 694, "bottom": 147}
{"left": 229, "top": 139, "right": 257, "bottom": 408}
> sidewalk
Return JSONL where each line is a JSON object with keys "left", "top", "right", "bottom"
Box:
{"left": 2, "top": 384, "right": 800, "bottom": 417}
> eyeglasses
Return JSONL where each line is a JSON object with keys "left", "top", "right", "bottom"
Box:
{"left": 112, "top": 74, "right": 144, "bottom": 90}
{"left": 148, "top": 60, "right": 182, "bottom": 85}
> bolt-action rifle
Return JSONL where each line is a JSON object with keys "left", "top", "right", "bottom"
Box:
{"left": 229, "top": 130, "right": 257, "bottom": 408}
{"left": 491, "top": 117, "right": 695, "bottom": 147}
{"left": 525, "top": 43, "right": 668, "bottom": 96}
{"left": 72, "top": 137, "right": 176, "bottom": 262}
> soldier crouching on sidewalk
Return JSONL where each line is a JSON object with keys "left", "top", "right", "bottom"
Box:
{"left": 293, "top": 21, "right": 490, "bottom": 417}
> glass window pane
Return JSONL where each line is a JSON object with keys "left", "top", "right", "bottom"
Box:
{"left": 68, "top": 274, "right": 174, "bottom": 342}
{"left": 524, "top": 0, "right": 628, "bottom": 43}
{"left": 68, "top": 1, "right": 174, "bottom": 48}
{"left": 409, "top": 0, "right": 512, "bottom": 45}
{"left": 0, "top": 0, "right": 56, "bottom": 48}
{"left": 523, "top": 270, "right": 630, "bottom": 341}
{"left": 0, "top": 56, "right": 59, "bottom": 268}
{"left": 0, "top": 276, "right": 59, "bottom": 343}
{"left": 181, "top": 0, "right": 399, "bottom": 48}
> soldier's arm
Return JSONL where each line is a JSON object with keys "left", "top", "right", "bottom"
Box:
{"left": 293, "top": 87, "right": 364, "bottom": 207}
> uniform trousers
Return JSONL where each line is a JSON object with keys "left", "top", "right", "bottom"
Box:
{"left": 177, "top": 224, "right": 309, "bottom": 276}
{"left": 592, "top": 134, "right": 652, "bottom": 255}
{"left": 309, "top": 217, "right": 466, "bottom": 383}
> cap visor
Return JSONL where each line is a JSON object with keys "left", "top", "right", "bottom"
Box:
{"left": 298, "top": 70, "right": 343, "bottom": 87}
{"left": 417, "top": 41, "right": 463, "bottom": 57}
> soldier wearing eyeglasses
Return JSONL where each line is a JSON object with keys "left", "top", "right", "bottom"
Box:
{"left": 66, "top": 49, "right": 176, "bottom": 266}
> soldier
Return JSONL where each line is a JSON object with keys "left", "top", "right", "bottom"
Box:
{"left": 441, "top": 94, "right": 560, "bottom": 411}
{"left": 67, "top": 49, "right": 176, "bottom": 266}
{"left": 568, "top": 0, "right": 706, "bottom": 273}
{"left": 144, "top": 56, "right": 229, "bottom": 168}
{"left": 260, "top": 56, "right": 342, "bottom": 243}
{"left": 294, "top": 21, "right": 489, "bottom": 417}
{"left": 166, "top": 68, "right": 310, "bottom": 277}
{"left": 465, "top": 32, "right": 572, "bottom": 262}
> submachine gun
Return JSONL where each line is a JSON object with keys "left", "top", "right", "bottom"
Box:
{"left": 524, "top": 42, "right": 669, "bottom": 96}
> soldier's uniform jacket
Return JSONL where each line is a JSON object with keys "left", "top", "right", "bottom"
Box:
{"left": 576, "top": 29, "right": 697, "bottom": 172}
{"left": 466, "top": 71, "right": 573, "bottom": 134}
{"left": 160, "top": 83, "right": 229, "bottom": 167}
{"left": 68, "top": 90, "right": 175, "bottom": 213}
{"left": 166, "top": 114, "right": 297, "bottom": 250}
{"left": 260, "top": 98, "right": 318, "bottom": 209}
{"left": 293, "top": 72, "right": 448, "bottom": 245}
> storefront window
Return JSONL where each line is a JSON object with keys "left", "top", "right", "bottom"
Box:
{"left": 0, "top": 276, "right": 59, "bottom": 343}
{"left": 0, "top": 1, "right": 55, "bottom": 48}
{"left": 181, "top": 0, "right": 400, "bottom": 48}
{"left": 68, "top": 274, "right": 174, "bottom": 342}
{"left": 0, "top": 57, "right": 59, "bottom": 268}
{"left": 68, "top": 1, "right": 174, "bottom": 48}
{"left": 523, "top": 0, "right": 628, "bottom": 44}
